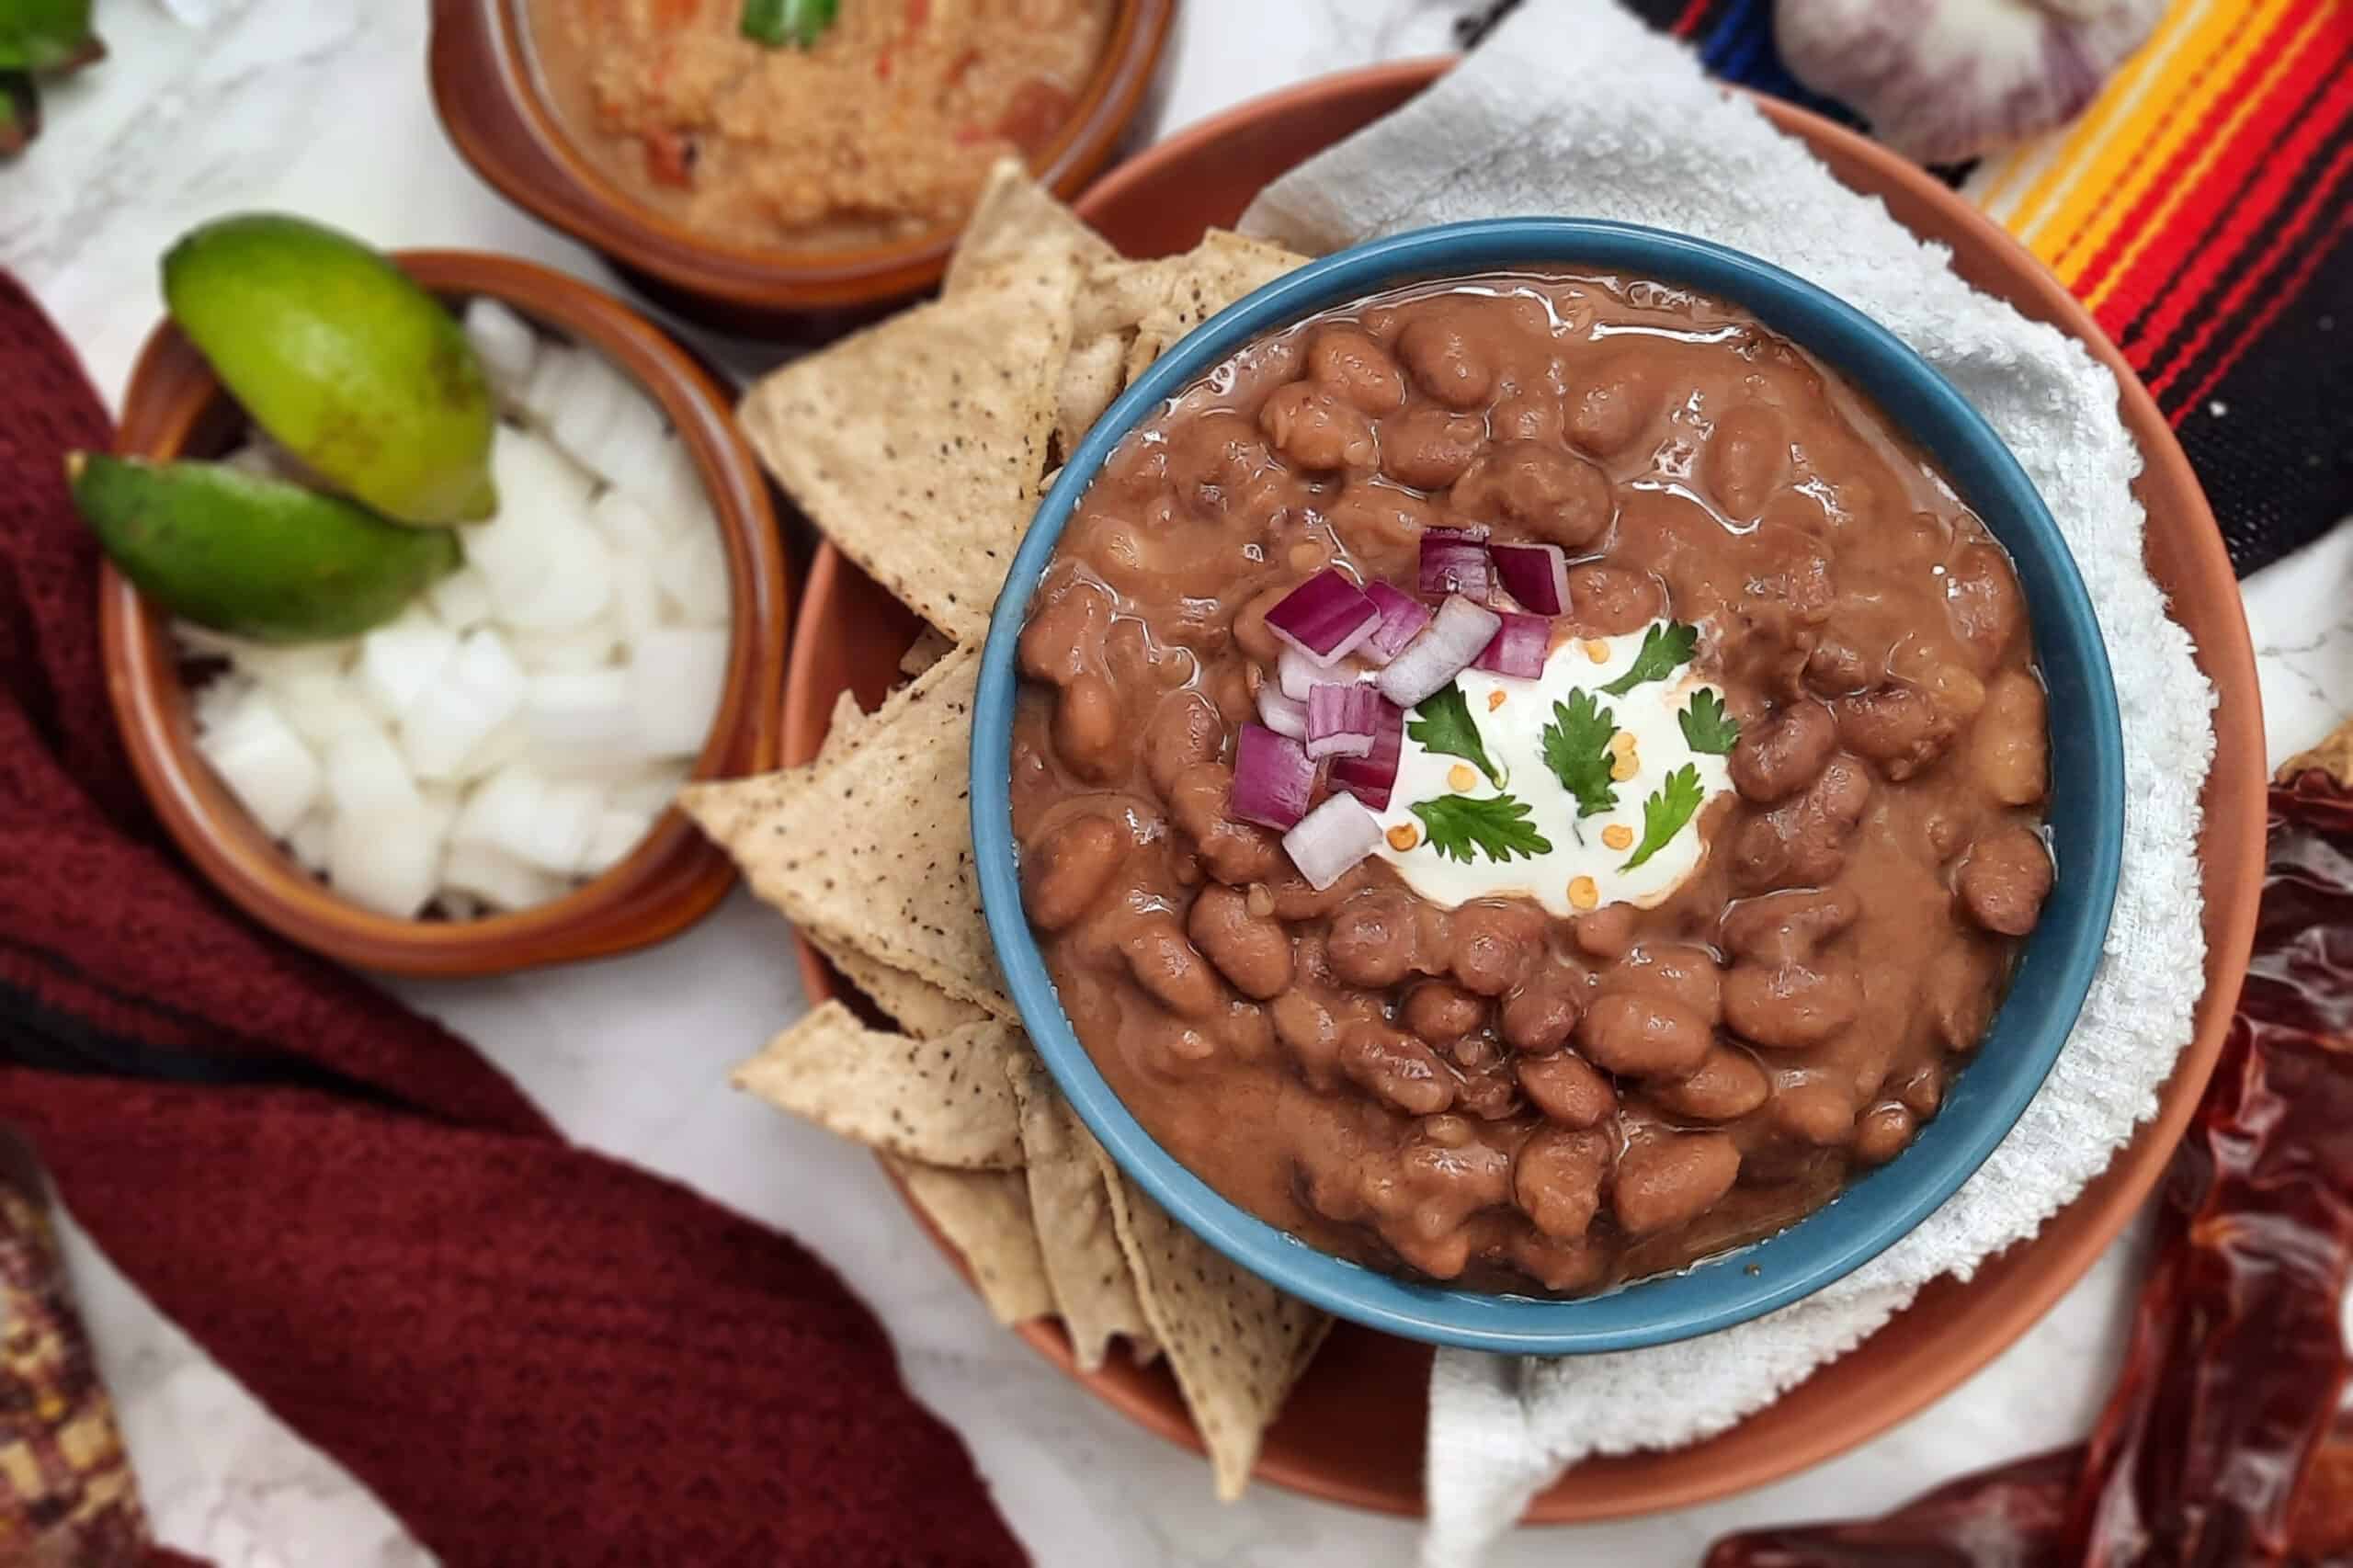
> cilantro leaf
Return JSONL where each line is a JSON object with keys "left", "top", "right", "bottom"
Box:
{"left": 1598, "top": 620, "right": 1699, "bottom": 698}
{"left": 1411, "top": 792, "right": 1552, "bottom": 865}
{"left": 1540, "top": 688, "right": 1620, "bottom": 818}
{"left": 1678, "top": 688, "right": 1739, "bottom": 756}
{"left": 1620, "top": 764, "right": 1706, "bottom": 871}
{"left": 1407, "top": 683, "right": 1505, "bottom": 787}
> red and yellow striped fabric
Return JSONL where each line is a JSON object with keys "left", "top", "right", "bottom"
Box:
{"left": 1600, "top": 0, "right": 2353, "bottom": 574}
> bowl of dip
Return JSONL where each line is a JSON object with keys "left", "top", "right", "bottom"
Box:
{"left": 427, "top": 0, "right": 1175, "bottom": 325}
{"left": 972, "top": 219, "right": 2125, "bottom": 1353}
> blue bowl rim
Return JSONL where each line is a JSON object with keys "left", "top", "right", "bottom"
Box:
{"left": 972, "top": 218, "right": 2125, "bottom": 1355}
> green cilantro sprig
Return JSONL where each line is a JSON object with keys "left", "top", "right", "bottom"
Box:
{"left": 1600, "top": 621, "right": 1699, "bottom": 698}
{"left": 1621, "top": 764, "right": 1705, "bottom": 870}
{"left": 1411, "top": 793, "right": 1552, "bottom": 865}
{"left": 1540, "top": 689, "right": 1619, "bottom": 819}
{"left": 1678, "top": 688, "right": 1739, "bottom": 756}
{"left": 1407, "top": 683, "right": 1505, "bottom": 787}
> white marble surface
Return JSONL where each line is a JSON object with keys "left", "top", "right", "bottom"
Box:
{"left": 7, "top": 3, "right": 2347, "bottom": 1564}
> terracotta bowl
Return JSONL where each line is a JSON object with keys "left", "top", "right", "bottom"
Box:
{"left": 426, "top": 0, "right": 1176, "bottom": 328}
{"left": 103, "top": 250, "right": 790, "bottom": 977}
{"left": 781, "top": 63, "right": 2266, "bottom": 1515}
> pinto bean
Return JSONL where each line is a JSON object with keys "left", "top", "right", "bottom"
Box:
{"left": 1836, "top": 685, "right": 1956, "bottom": 781}
{"left": 1854, "top": 1103, "right": 1917, "bottom": 1166}
{"left": 1259, "top": 381, "right": 1379, "bottom": 472}
{"left": 1565, "top": 563, "right": 1665, "bottom": 636}
{"left": 1770, "top": 1080, "right": 1857, "bottom": 1146}
{"left": 1653, "top": 1046, "right": 1769, "bottom": 1121}
{"left": 1613, "top": 1132, "right": 1740, "bottom": 1236}
{"left": 1572, "top": 901, "right": 1639, "bottom": 960}
{"left": 1730, "top": 700, "right": 1837, "bottom": 804}
{"left": 1449, "top": 441, "right": 1614, "bottom": 551}
{"left": 1379, "top": 407, "right": 1486, "bottom": 490}
{"left": 1518, "top": 1051, "right": 1617, "bottom": 1128}
{"left": 1448, "top": 902, "right": 1543, "bottom": 996}
{"left": 1730, "top": 756, "right": 1872, "bottom": 892}
{"left": 1018, "top": 574, "right": 1110, "bottom": 685}
{"left": 1924, "top": 944, "right": 1996, "bottom": 1052}
{"left": 1165, "top": 761, "right": 1283, "bottom": 885}
{"left": 1144, "top": 691, "right": 1223, "bottom": 798}
{"left": 1563, "top": 358, "right": 1661, "bottom": 459}
{"left": 1500, "top": 974, "right": 1583, "bottom": 1053}
{"left": 1021, "top": 814, "right": 1128, "bottom": 932}
{"left": 1187, "top": 883, "right": 1293, "bottom": 999}
{"left": 1123, "top": 920, "right": 1222, "bottom": 1020}
{"left": 1720, "top": 885, "right": 1859, "bottom": 963}
{"left": 1308, "top": 326, "right": 1406, "bottom": 413}
{"left": 1506, "top": 1228, "right": 1610, "bottom": 1293}
{"left": 1972, "top": 670, "right": 2049, "bottom": 806}
{"left": 1601, "top": 943, "right": 1723, "bottom": 1023}
{"left": 1945, "top": 540, "right": 2027, "bottom": 671}
{"left": 1702, "top": 403, "right": 1788, "bottom": 518}
{"left": 1327, "top": 889, "right": 1424, "bottom": 987}
{"left": 1513, "top": 1127, "right": 1610, "bottom": 1241}
{"left": 1897, "top": 1062, "right": 1946, "bottom": 1119}
{"left": 1574, "top": 992, "right": 1713, "bottom": 1078}
{"left": 1271, "top": 989, "right": 1341, "bottom": 1083}
{"left": 1052, "top": 673, "right": 1121, "bottom": 780}
{"left": 1722, "top": 961, "right": 1861, "bottom": 1049}
{"left": 1803, "top": 633, "right": 1877, "bottom": 698}
{"left": 1338, "top": 1024, "right": 1457, "bottom": 1116}
{"left": 1396, "top": 314, "right": 1494, "bottom": 408}
{"left": 1404, "top": 981, "right": 1486, "bottom": 1044}
{"left": 1233, "top": 580, "right": 1298, "bottom": 663}
{"left": 1955, "top": 826, "right": 2053, "bottom": 936}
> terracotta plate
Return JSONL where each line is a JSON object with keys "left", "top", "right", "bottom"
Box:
{"left": 779, "top": 61, "right": 2266, "bottom": 1519}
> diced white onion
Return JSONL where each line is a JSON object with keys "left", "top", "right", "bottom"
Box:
{"left": 404, "top": 629, "right": 529, "bottom": 782}
{"left": 584, "top": 808, "right": 654, "bottom": 875}
{"left": 323, "top": 725, "right": 420, "bottom": 820}
{"left": 652, "top": 527, "right": 730, "bottom": 628}
{"left": 426, "top": 565, "right": 495, "bottom": 631}
{"left": 464, "top": 298, "right": 540, "bottom": 398}
{"left": 358, "top": 608, "right": 459, "bottom": 721}
{"left": 195, "top": 687, "right": 321, "bottom": 838}
{"left": 628, "top": 628, "right": 730, "bottom": 758}
{"left": 442, "top": 841, "right": 567, "bottom": 914}
{"left": 525, "top": 669, "right": 635, "bottom": 752}
{"left": 327, "top": 802, "right": 443, "bottom": 919}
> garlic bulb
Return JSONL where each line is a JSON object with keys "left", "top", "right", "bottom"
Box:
{"left": 1775, "top": 0, "right": 2165, "bottom": 165}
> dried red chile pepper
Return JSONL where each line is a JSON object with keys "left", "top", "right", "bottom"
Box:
{"left": 1706, "top": 733, "right": 2353, "bottom": 1568}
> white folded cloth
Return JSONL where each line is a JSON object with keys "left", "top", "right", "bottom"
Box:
{"left": 1241, "top": 5, "right": 2215, "bottom": 1562}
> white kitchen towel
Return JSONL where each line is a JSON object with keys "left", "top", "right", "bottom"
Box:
{"left": 1241, "top": 4, "right": 2215, "bottom": 1563}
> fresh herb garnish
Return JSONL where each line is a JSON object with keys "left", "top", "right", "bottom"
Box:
{"left": 1599, "top": 620, "right": 1699, "bottom": 698}
{"left": 1408, "top": 683, "right": 1505, "bottom": 787}
{"left": 741, "top": 0, "right": 837, "bottom": 47}
{"left": 1411, "top": 793, "right": 1552, "bottom": 865}
{"left": 1678, "top": 688, "right": 1739, "bottom": 756}
{"left": 1540, "top": 688, "right": 1620, "bottom": 818}
{"left": 1621, "top": 764, "right": 1705, "bottom": 871}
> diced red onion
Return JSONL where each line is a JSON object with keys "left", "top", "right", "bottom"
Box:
{"left": 1492, "top": 542, "right": 1569, "bottom": 615}
{"left": 1419, "top": 528, "right": 1493, "bottom": 600}
{"left": 1305, "top": 684, "right": 1381, "bottom": 760}
{"left": 1375, "top": 595, "right": 1502, "bottom": 710}
{"left": 1358, "top": 581, "right": 1432, "bottom": 666}
{"left": 1278, "top": 645, "right": 1325, "bottom": 701}
{"left": 1330, "top": 698, "right": 1404, "bottom": 812}
{"left": 1256, "top": 682, "right": 1307, "bottom": 740}
{"left": 1474, "top": 612, "right": 1552, "bottom": 678}
{"left": 1282, "top": 791, "right": 1384, "bottom": 892}
{"left": 1231, "top": 722, "right": 1316, "bottom": 831}
{"left": 1264, "top": 569, "right": 1381, "bottom": 665}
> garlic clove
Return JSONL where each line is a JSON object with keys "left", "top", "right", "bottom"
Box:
{"left": 1774, "top": 0, "right": 2165, "bottom": 165}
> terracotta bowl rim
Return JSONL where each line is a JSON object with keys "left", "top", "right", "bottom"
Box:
{"left": 103, "top": 247, "right": 790, "bottom": 976}
{"left": 781, "top": 58, "right": 2265, "bottom": 1517}
{"left": 426, "top": 0, "right": 1178, "bottom": 314}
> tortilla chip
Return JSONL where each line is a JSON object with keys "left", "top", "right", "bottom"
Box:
{"left": 733, "top": 1001, "right": 1024, "bottom": 1170}
{"left": 680, "top": 644, "right": 1012, "bottom": 1019}
{"left": 738, "top": 264, "right": 1074, "bottom": 643}
{"left": 891, "top": 1159, "right": 1054, "bottom": 1326}
{"left": 1112, "top": 230, "right": 1312, "bottom": 387}
{"left": 817, "top": 689, "right": 870, "bottom": 766}
{"left": 899, "top": 626, "right": 955, "bottom": 678}
{"left": 1054, "top": 331, "right": 1130, "bottom": 460}
{"left": 1093, "top": 1150, "right": 1330, "bottom": 1500}
{"left": 945, "top": 157, "right": 1119, "bottom": 298}
{"left": 1007, "top": 1062, "right": 1152, "bottom": 1372}
{"left": 808, "top": 930, "right": 989, "bottom": 1040}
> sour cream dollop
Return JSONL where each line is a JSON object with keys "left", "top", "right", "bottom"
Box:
{"left": 1366, "top": 619, "right": 1733, "bottom": 918}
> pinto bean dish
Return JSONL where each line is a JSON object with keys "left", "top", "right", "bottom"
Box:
{"left": 1012, "top": 272, "right": 2055, "bottom": 1296}
{"left": 527, "top": 0, "right": 1113, "bottom": 251}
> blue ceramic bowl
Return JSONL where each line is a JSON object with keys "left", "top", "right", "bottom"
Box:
{"left": 972, "top": 220, "right": 2124, "bottom": 1354}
